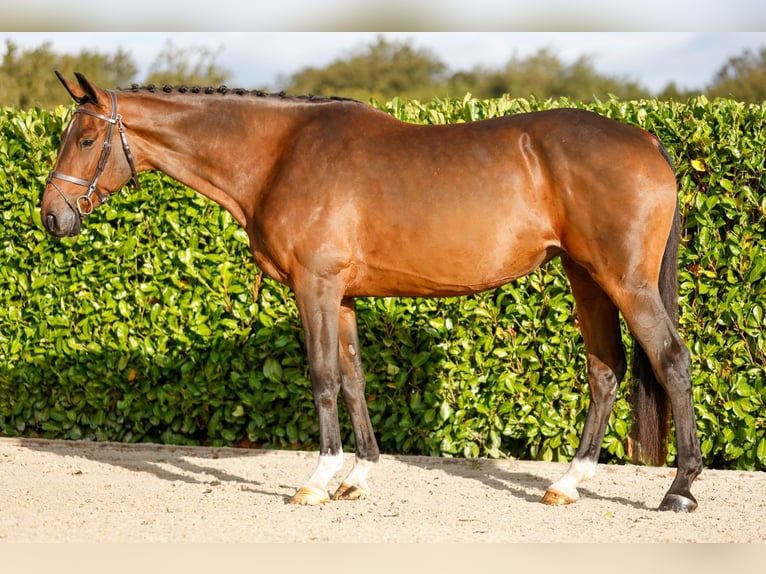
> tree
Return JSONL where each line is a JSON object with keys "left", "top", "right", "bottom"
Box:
{"left": 283, "top": 36, "right": 448, "bottom": 101}
{"left": 145, "top": 40, "right": 231, "bottom": 87}
{"left": 706, "top": 48, "right": 766, "bottom": 103}
{"left": 447, "top": 49, "right": 649, "bottom": 101}
{"left": 0, "top": 39, "right": 233, "bottom": 109}
{"left": 0, "top": 40, "right": 137, "bottom": 109}
{"left": 283, "top": 41, "right": 651, "bottom": 103}
{"left": 657, "top": 81, "right": 696, "bottom": 101}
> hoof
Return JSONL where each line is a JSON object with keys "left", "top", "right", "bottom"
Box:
{"left": 659, "top": 493, "right": 698, "bottom": 513}
{"left": 332, "top": 483, "right": 367, "bottom": 501}
{"left": 289, "top": 485, "right": 330, "bottom": 505}
{"left": 541, "top": 488, "right": 577, "bottom": 506}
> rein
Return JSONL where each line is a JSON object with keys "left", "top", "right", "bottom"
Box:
{"left": 46, "top": 90, "right": 140, "bottom": 219}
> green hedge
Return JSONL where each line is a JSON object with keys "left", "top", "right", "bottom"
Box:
{"left": 0, "top": 94, "right": 764, "bottom": 470}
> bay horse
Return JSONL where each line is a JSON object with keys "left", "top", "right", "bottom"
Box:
{"left": 40, "top": 72, "right": 702, "bottom": 511}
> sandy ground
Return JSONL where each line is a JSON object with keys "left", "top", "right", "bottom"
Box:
{"left": 0, "top": 436, "right": 764, "bottom": 543}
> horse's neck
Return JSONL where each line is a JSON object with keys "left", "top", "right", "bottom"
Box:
{"left": 125, "top": 94, "right": 305, "bottom": 228}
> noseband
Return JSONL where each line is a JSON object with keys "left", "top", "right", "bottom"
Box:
{"left": 47, "top": 90, "right": 140, "bottom": 218}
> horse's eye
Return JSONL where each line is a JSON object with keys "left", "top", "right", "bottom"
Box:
{"left": 80, "top": 138, "right": 96, "bottom": 149}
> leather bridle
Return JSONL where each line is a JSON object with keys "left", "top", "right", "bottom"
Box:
{"left": 46, "top": 90, "right": 140, "bottom": 218}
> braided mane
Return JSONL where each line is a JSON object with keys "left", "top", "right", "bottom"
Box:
{"left": 121, "top": 83, "right": 358, "bottom": 104}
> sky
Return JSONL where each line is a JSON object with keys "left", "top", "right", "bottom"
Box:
{"left": 2, "top": 1, "right": 766, "bottom": 95}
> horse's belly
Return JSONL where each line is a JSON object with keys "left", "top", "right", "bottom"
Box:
{"left": 351, "top": 237, "right": 559, "bottom": 297}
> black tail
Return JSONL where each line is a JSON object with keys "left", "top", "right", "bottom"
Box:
{"left": 629, "top": 143, "right": 677, "bottom": 466}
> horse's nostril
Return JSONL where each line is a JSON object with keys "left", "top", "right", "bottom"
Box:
{"left": 45, "top": 213, "right": 58, "bottom": 233}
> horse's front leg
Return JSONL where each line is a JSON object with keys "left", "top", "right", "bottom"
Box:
{"left": 332, "top": 298, "right": 380, "bottom": 501}
{"left": 289, "top": 282, "right": 345, "bottom": 505}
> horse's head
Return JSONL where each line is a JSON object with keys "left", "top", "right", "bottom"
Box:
{"left": 41, "top": 72, "right": 140, "bottom": 237}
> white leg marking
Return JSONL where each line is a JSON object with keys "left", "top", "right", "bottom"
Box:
{"left": 546, "top": 458, "right": 598, "bottom": 502}
{"left": 341, "top": 457, "right": 375, "bottom": 493}
{"left": 306, "top": 450, "right": 344, "bottom": 491}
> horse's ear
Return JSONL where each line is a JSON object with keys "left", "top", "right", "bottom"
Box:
{"left": 55, "top": 71, "right": 108, "bottom": 107}
{"left": 55, "top": 71, "right": 90, "bottom": 105}
{"left": 74, "top": 72, "right": 105, "bottom": 106}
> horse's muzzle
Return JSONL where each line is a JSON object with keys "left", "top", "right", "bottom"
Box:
{"left": 43, "top": 208, "right": 81, "bottom": 237}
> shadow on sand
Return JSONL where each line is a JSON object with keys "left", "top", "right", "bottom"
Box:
{"left": 12, "top": 437, "right": 653, "bottom": 510}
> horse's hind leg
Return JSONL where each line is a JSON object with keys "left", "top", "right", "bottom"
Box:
{"left": 332, "top": 298, "right": 381, "bottom": 501}
{"left": 543, "top": 257, "right": 627, "bottom": 505}
{"left": 616, "top": 286, "right": 702, "bottom": 511}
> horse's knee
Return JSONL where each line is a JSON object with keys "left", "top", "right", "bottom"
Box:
{"left": 312, "top": 380, "right": 340, "bottom": 407}
{"left": 308, "top": 369, "right": 341, "bottom": 414}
